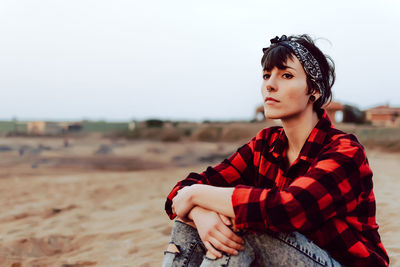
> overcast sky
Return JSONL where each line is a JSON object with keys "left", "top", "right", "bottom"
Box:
{"left": 0, "top": 0, "right": 399, "bottom": 121}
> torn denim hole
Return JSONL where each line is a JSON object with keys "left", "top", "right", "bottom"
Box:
{"left": 164, "top": 242, "right": 181, "bottom": 255}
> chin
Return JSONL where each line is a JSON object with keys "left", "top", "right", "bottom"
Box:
{"left": 264, "top": 105, "right": 285, "bottom": 120}
{"left": 265, "top": 106, "right": 303, "bottom": 121}
{"left": 264, "top": 112, "right": 281, "bottom": 120}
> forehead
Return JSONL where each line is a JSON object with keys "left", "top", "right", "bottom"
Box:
{"left": 264, "top": 56, "right": 304, "bottom": 74}
{"left": 283, "top": 56, "right": 303, "bottom": 70}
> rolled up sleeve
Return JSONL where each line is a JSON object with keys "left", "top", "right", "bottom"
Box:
{"left": 164, "top": 129, "right": 269, "bottom": 219}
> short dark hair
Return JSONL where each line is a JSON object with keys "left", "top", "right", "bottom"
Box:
{"left": 261, "top": 34, "right": 335, "bottom": 111}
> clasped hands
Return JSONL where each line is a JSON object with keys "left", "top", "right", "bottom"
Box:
{"left": 171, "top": 185, "right": 197, "bottom": 219}
{"left": 171, "top": 184, "right": 244, "bottom": 258}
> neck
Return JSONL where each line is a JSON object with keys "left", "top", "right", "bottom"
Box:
{"left": 281, "top": 107, "right": 319, "bottom": 155}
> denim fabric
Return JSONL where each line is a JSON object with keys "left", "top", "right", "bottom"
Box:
{"left": 162, "top": 221, "right": 343, "bottom": 267}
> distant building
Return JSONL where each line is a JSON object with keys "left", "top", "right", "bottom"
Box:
{"left": 254, "top": 102, "right": 344, "bottom": 123}
{"left": 27, "top": 121, "right": 61, "bottom": 135}
{"left": 365, "top": 105, "right": 400, "bottom": 127}
{"left": 27, "top": 121, "right": 82, "bottom": 135}
{"left": 128, "top": 121, "right": 137, "bottom": 131}
{"left": 254, "top": 101, "right": 344, "bottom": 123}
{"left": 254, "top": 105, "right": 265, "bottom": 121}
{"left": 324, "top": 101, "right": 344, "bottom": 123}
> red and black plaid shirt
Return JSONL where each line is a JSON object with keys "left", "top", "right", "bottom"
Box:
{"left": 165, "top": 109, "right": 389, "bottom": 266}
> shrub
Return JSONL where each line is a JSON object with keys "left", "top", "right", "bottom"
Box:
{"left": 221, "top": 127, "right": 255, "bottom": 142}
{"left": 145, "top": 119, "right": 164, "bottom": 128}
{"left": 160, "top": 129, "right": 182, "bottom": 142}
{"left": 191, "top": 126, "right": 222, "bottom": 142}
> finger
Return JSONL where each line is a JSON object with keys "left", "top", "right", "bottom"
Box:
{"left": 208, "top": 236, "right": 239, "bottom": 256}
{"left": 211, "top": 229, "right": 244, "bottom": 251}
{"left": 203, "top": 241, "right": 222, "bottom": 258}
{"left": 217, "top": 223, "right": 245, "bottom": 245}
{"left": 218, "top": 214, "right": 231, "bottom": 226}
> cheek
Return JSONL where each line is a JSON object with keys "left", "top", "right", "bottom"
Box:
{"left": 260, "top": 82, "right": 267, "bottom": 97}
{"left": 286, "top": 81, "right": 308, "bottom": 102}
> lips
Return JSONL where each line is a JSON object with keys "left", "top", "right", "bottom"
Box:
{"left": 265, "top": 97, "right": 279, "bottom": 103}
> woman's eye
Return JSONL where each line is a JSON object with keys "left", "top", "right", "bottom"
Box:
{"left": 283, "top": 73, "right": 293, "bottom": 79}
{"left": 263, "top": 74, "right": 270, "bottom": 80}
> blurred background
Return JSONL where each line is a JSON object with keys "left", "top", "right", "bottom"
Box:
{"left": 0, "top": 0, "right": 399, "bottom": 266}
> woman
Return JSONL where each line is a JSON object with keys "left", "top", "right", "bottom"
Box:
{"left": 162, "top": 34, "right": 389, "bottom": 266}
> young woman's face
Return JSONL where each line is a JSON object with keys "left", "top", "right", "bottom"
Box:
{"left": 261, "top": 55, "right": 314, "bottom": 120}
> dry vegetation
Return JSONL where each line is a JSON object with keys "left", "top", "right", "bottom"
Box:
{"left": 111, "top": 120, "right": 400, "bottom": 152}
{"left": 337, "top": 124, "right": 400, "bottom": 152}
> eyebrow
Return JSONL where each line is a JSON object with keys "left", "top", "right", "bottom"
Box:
{"left": 282, "top": 65, "right": 296, "bottom": 70}
{"left": 263, "top": 66, "right": 296, "bottom": 72}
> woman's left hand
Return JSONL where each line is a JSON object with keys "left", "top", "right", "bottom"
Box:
{"left": 172, "top": 186, "right": 196, "bottom": 218}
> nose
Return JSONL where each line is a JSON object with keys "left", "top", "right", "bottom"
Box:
{"left": 262, "top": 74, "right": 277, "bottom": 94}
{"left": 266, "top": 83, "right": 275, "bottom": 92}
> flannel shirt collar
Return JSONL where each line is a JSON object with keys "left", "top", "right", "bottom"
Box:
{"left": 268, "top": 108, "right": 332, "bottom": 163}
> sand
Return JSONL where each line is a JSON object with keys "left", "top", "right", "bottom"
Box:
{"left": 0, "top": 136, "right": 398, "bottom": 266}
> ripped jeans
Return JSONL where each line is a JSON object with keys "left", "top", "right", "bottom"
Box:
{"left": 162, "top": 220, "right": 343, "bottom": 267}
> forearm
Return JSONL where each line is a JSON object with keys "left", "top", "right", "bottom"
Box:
{"left": 191, "top": 184, "right": 235, "bottom": 218}
{"left": 187, "top": 206, "right": 207, "bottom": 221}
{"left": 174, "top": 206, "right": 204, "bottom": 228}
{"left": 177, "top": 206, "right": 214, "bottom": 228}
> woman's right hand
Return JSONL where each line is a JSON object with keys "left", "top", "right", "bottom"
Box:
{"left": 189, "top": 206, "right": 244, "bottom": 258}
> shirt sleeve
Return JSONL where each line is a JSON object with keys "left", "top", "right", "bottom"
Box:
{"left": 232, "top": 136, "right": 373, "bottom": 232}
{"left": 165, "top": 128, "right": 269, "bottom": 219}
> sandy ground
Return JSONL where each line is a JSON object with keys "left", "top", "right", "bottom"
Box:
{"left": 0, "top": 136, "right": 398, "bottom": 266}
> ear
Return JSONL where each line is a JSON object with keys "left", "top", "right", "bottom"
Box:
{"left": 310, "top": 91, "right": 321, "bottom": 102}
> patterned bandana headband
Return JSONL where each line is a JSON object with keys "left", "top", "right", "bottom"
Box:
{"left": 263, "top": 35, "right": 325, "bottom": 100}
